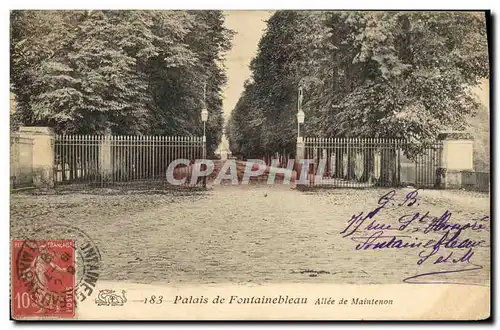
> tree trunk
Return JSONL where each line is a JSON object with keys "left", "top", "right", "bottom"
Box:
{"left": 380, "top": 147, "right": 397, "bottom": 187}
{"left": 335, "top": 147, "right": 344, "bottom": 178}
{"left": 346, "top": 148, "right": 356, "bottom": 180}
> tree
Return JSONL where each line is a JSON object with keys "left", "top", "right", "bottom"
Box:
{"left": 230, "top": 10, "right": 489, "bottom": 159}
{"left": 10, "top": 10, "right": 233, "bottom": 155}
{"left": 228, "top": 11, "right": 326, "bottom": 158}
{"left": 226, "top": 80, "right": 265, "bottom": 158}
{"left": 336, "top": 12, "right": 489, "bottom": 143}
{"left": 184, "top": 10, "right": 234, "bottom": 154}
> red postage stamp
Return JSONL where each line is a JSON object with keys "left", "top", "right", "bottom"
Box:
{"left": 11, "top": 240, "right": 76, "bottom": 319}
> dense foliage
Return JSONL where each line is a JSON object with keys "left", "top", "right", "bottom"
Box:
{"left": 227, "top": 11, "right": 489, "bottom": 157}
{"left": 11, "top": 10, "right": 233, "bottom": 154}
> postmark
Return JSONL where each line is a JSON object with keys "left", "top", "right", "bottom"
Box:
{"left": 12, "top": 224, "right": 102, "bottom": 319}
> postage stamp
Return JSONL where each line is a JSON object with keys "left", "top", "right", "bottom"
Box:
{"left": 12, "top": 240, "right": 76, "bottom": 318}
{"left": 11, "top": 224, "right": 102, "bottom": 320}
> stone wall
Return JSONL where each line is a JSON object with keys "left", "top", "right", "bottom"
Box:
{"left": 14, "top": 127, "right": 55, "bottom": 188}
{"left": 10, "top": 135, "right": 34, "bottom": 188}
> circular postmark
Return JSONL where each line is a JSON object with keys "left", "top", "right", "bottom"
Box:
{"left": 14, "top": 224, "right": 101, "bottom": 313}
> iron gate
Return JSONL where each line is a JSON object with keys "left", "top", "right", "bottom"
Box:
{"left": 303, "top": 138, "right": 442, "bottom": 188}
{"left": 53, "top": 135, "right": 204, "bottom": 187}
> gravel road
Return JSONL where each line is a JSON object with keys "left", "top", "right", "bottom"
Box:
{"left": 10, "top": 185, "right": 490, "bottom": 286}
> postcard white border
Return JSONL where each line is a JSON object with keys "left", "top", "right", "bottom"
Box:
{"left": 2, "top": 1, "right": 497, "bottom": 329}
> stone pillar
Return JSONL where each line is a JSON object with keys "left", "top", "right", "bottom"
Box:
{"left": 295, "top": 137, "right": 305, "bottom": 162}
{"left": 18, "top": 126, "right": 54, "bottom": 188}
{"left": 438, "top": 132, "right": 474, "bottom": 189}
{"left": 99, "top": 132, "right": 113, "bottom": 182}
{"left": 295, "top": 137, "right": 306, "bottom": 185}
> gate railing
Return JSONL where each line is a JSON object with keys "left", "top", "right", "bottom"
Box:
{"left": 54, "top": 135, "right": 204, "bottom": 186}
{"left": 303, "top": 138, "right": 442, "bottom": 188}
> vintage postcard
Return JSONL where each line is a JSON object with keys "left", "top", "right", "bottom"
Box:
{"left": 9, "top": 10, "right": 490, "bottom": 321}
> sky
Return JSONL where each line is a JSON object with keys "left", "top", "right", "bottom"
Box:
{"left": 216, "top": 11, "right": 273, "bottom": 154}
{"left": 474, "top": 79, "right": 489, "bottom": 108}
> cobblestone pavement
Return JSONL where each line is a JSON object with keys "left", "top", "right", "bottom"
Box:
{"left": 10, "top": 185, "right": 490, "bottom": 286}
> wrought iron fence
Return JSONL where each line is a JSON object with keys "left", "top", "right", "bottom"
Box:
{"left": 461, "top": 171, "right": 490, "bottom": 193}
{"left": 54, "top": 135, "right": 204, "bottom": 187}
{"left": 302, "top": 138, "right": 443, "bottom": 188}
{"left": 10, "top": 135, "right": 34, "bottom": 188}
{"left": 475, "top": 172, "right": 490, "bottom": 192}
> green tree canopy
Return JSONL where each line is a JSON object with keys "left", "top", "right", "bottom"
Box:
{"left": 11, "top": 10, "right": 233, "bottom": 154}
{"left": 228, "top": 11, "right": 489, "bottom": 157}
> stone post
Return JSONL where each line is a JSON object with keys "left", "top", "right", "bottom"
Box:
{"left": 296, "top": 137, "right": 305, "bottom": 162}
{"left": 437, "top": 132, "right": 474, "bottom": 189}
{"left": 295, "top": 136, "right": 306, "bottom": 185}
{"left": 17, "top": 126, "right": 54, "bottom": 188}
